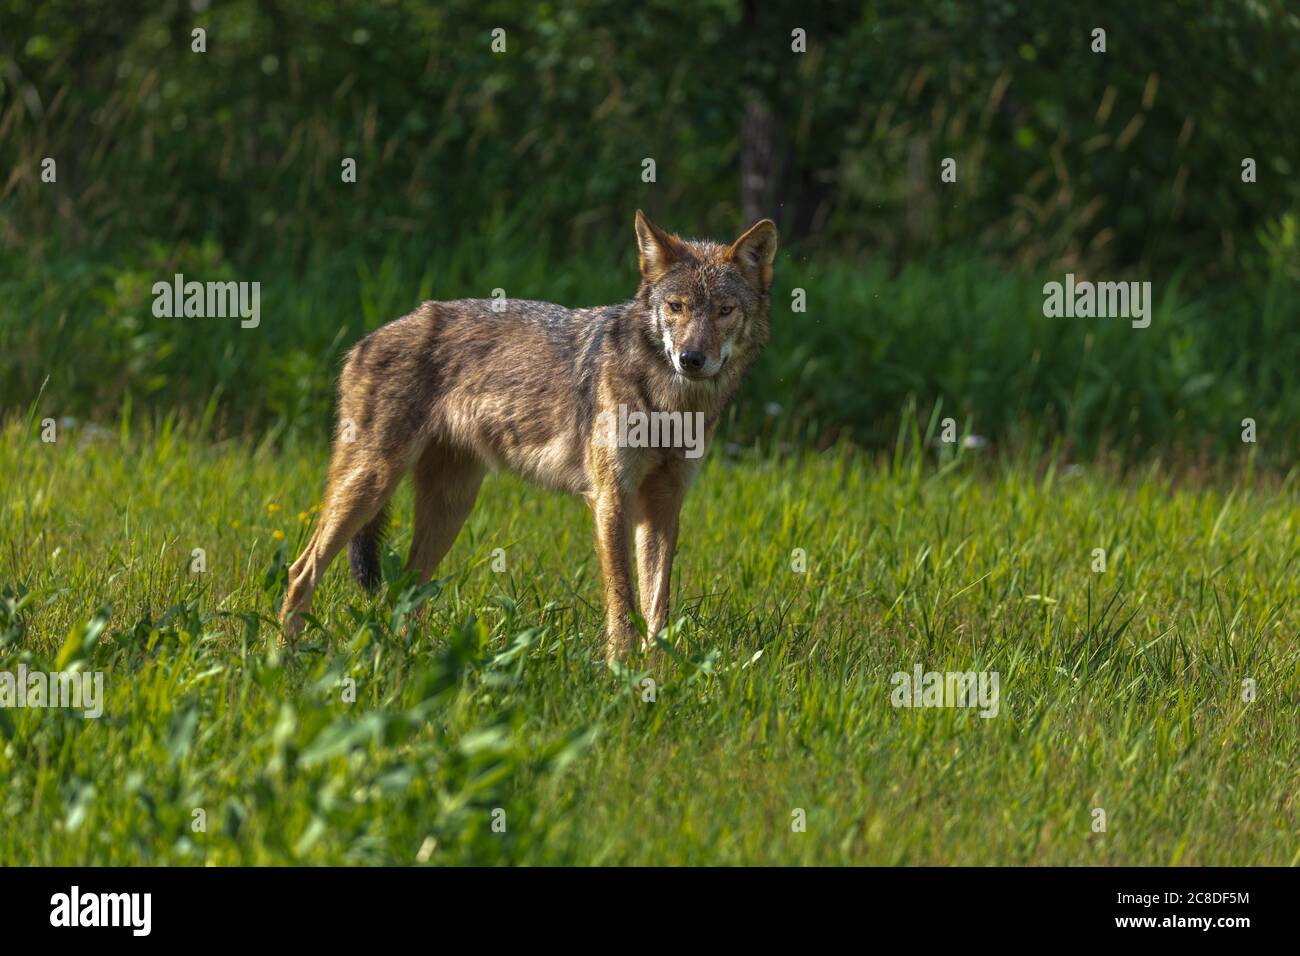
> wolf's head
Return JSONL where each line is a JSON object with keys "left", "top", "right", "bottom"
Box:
{"left": 633, "top": 210, "right": 778, "bottom": 382}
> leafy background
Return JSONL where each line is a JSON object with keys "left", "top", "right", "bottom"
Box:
{"left": 2, "top": 0, "right": 1298, "bottom": 457}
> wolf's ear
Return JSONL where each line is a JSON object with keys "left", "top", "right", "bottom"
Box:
{"left": 726, "top": 218, "right": 778, "bottom": 290}
{"left": 635, "top": 209, "right": 687, "bottom": 282}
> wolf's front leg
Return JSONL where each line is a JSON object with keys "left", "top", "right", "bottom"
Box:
{"left": 635, "top": 466, "right": 687, "bottom": 652}
{"left": 590, "top": 485, "right": 638, "bottom": 664}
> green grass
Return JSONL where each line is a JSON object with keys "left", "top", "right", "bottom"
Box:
{"left": 1, "top": 415, "right": 1297, "bottom": 865}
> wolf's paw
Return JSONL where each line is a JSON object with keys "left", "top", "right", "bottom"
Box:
{"left": 280, "top": 610, "right": 306, "bottom": 643}
{"left": 604, "top": 629, "right": 635, "bottom": 667}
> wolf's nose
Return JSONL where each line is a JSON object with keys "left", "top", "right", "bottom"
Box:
{"left": 679, "top": 350, "right": 706, "bottom": 372}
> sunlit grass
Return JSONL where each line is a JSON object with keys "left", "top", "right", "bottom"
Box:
{"left": 0, "top": 416, "right": 1297, "bottom": 864}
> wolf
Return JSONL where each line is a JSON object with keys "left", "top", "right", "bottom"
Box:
{"left": 279, "top": 210, "right": 778, "bottom": 662}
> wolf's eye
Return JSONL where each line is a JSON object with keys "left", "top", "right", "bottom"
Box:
{"left": 667, "top": 300, "right": 684, "bottom": 313}
{"left": 719, "top": 304, "right": 735, "bottom": 316}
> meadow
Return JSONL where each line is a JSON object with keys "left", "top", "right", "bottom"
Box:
{"left": 4, "top": 0, "right": 1298, "bottom": 874}
{"left": 2, "top": 414, "right": 1296, "bottom": 865}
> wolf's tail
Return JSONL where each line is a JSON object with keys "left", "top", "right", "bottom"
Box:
{"left": 348, "top": 504, "right": 390, "bottom": 592}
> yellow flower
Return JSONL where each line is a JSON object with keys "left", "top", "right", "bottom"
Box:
{"left": 230, "top": 519, "right": 241, "bottom": 529}
{"left": 272, "top": 529, "right": 285, "bottom": 541}
{"left": 267, "top": 503, "right": 282, "bottom": 515}
{"left": 297, "top": 511, "right": 309, "bottom": 523}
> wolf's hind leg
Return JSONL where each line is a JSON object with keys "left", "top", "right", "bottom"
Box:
{"left": 279, "top": 450, "right": 407, "bottom": 637}
{"left": 406, "top": 442, "right": 484, "bottom": 586}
